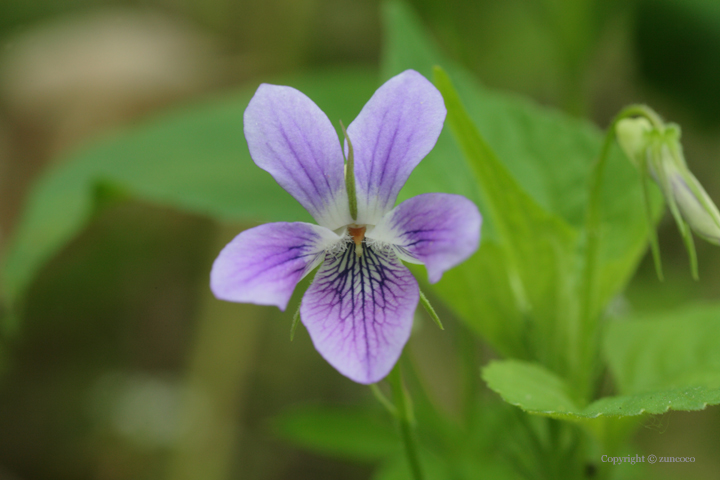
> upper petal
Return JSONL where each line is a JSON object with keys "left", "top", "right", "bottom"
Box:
{"left": 210, "top": 222, "right": 340, "bottom": 310}
{"left": 244, "top": 84, "right": 351, "bottom": 230}
{"left": 347, "top": 70, "right": 446, "bottom": 224}
{"left": 369, "top": 193, "right": 481, "bottom": 283}
{"left": 300, "top": 242, "right": 419, "bottom": 384}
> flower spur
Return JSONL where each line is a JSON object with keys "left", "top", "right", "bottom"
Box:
{"left": 210, "top": 70, "right": 481, "bottom": 384}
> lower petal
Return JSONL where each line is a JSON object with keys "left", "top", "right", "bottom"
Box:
{"left": 300, "top": 242, "right": 419, "bottom": 384}
{"left": 210, "top": 222, "right": 340, "bottom": 310}
{"left": 369, "top": 193, "right": 481, "bottom": 283}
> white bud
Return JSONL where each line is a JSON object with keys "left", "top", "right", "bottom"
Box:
{"left": 646, "top": 127, "right": 720, "bottom": 246}
{"left": 663, "top": 155, "right": 720, "bottom": 245}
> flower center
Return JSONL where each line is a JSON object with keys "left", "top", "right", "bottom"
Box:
{"left": 347, "top": 224, "right": 366, "bottom": 257}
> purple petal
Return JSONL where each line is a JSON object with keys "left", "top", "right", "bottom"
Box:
{"left": 244, "top": 84, "right": 351, "bottom": 230}
{"left": 300, "top": 242, "right": 419, "bottom": 384}
{"left": 370, "top": 193, "right": 481, "bottom": 283}
{"left": 347, "top": 70, "right": 446, "bottom": 224}
{"left": 210, "top": 222, "right": 340, "bottom": 310}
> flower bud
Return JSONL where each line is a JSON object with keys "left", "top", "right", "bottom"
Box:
{"left": 617, "top": 117, "right": 720, "bottom": 245}
{"left": 661, "top": 149, "right": 720, "bottom": 245}
{"left": 616, "top": 117, "right": 652, "bottom": 169}
{"left": 616, "top": 111, "right": 720, "bottom": 278}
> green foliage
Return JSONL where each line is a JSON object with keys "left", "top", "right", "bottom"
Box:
{"left": 434, "top": 66, "right": 577, "bottom": 374}
{"left": 381, "top": 1, "right": 662, "bottom": 383}
{"left": 3, "top": 0, "right": 718, "bottom": 476}
{"left": 381, "top": 0, "right": 718, "bottom": 430}
{"left": 273, "top": 398, "right": 520, "bottom": 480}
{"left": 484, "top": 303, "right": 720, "bottom": 419}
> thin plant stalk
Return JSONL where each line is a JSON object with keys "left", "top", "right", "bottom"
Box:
{"left": 575, "top": 104, "right": 663, "bottom": 402}
{"left": 386, "top": 364, "right": 424, "bottom": 480}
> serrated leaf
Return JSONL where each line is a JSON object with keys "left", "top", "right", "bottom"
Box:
{"left": 272, "top": 406, "right": 398, "bottom": 461}
{"left": 483, "top": 359, "right": 720, "bottom": 419}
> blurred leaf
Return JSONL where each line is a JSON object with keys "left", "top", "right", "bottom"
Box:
{"left": 604, "top": 303, "right": 720, "bottom": 395}
{"left": 273, "top": 405, "right": 398, "bottom": 461}
{"left": 432, "top": 242, "right": 527, "bottom": 358}
{"left": 1, "top": 67, "right": 378, "bottom": 318}
{"left": 483, "top": 359, "right": 720, "bottom": 419}
{"left": 382, "top": 0, "right": 660, "bottom": 355}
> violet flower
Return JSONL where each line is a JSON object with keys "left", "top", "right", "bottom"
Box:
{"left": 210, "top": 70, "right": 481, "bottom": 384}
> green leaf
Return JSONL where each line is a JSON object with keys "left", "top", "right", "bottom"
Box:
{"left": 272, "top": 405, "right": 398, "bottom": 461}
{"left": 1, "top": 67, "right": 379, "bottom": 315}
{"left": 483, "top": 359, "right": 720, "bottom": 419}
{"left": 381, "top": 0, "right": 660, "bottom": 360}
{"left": 434, "top": 67, "right": 579, "bottom": 374}
{"left": 429, "top": 242, "right": 528, "bottom": 359}
{"left": 483, "top": 360, "right": 581, "bottom": 417}
{"left": 604, "top": 303, "right": 720, "bottom": 395}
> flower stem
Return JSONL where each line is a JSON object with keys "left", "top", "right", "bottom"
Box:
{"left": 369, "top": 383, "right": 397, "bottom": 417}
{"left": 386, "top": 364, "right": 424, "bottom": 480}
{"left": 577, "top": 104, "right": 664, "bottom": 402}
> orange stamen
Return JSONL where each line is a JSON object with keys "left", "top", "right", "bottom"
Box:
{"left": 347, "top": 225, "right": 366, "bottom": 257}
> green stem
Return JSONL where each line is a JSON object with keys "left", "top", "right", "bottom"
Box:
{"left": 387, "top": 364, "right": 424, "bottom": 480}
{"left": 577, "top": 104, "right": 664, "bottom": 402}
{"left": 581, "top": 105, "right": 663, "bottom": 320}
{"left": 369, "top": 383, "right": 397, "bottom": 417}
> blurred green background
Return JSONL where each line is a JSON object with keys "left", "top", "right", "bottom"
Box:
{"left": 0, "top": 0, "right": 719, "bottom": 479}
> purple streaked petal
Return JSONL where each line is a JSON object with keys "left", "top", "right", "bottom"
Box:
{"left": 347, "top": 70, "right": 446, "bottom": 224}
{"left": 300, "top": 242, "right": 419, "bottom": 384}
{"left": 211, "top": 222, "right": 340, "bottom": 311}
{"left": 244, "top": 84, "right": 351, "bottom": 230}
{"left": 369, "top": 193, "right": 481, "bottom": 284}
